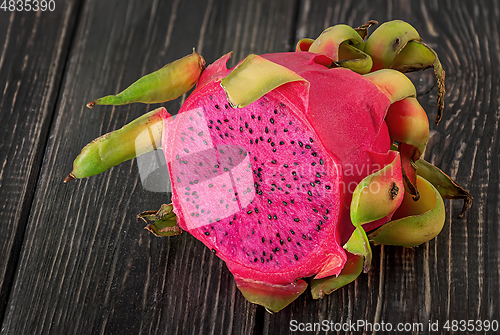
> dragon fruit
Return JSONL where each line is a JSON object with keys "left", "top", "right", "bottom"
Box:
{"left": 66, "top": 20, "right": 472, "bottom": 312}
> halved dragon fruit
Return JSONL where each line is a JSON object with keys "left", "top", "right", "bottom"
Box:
{"left": 66, "top": 20, "right": 472, "bottom": 312}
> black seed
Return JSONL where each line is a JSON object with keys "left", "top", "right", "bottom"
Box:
{"left": 287, "top": 237, "right": 291, "bottom": 242}
{"left": 298, "top": 141, "right": 303, "bottom": 147}
{"left": 325, "top": 209, "right": 329, "bottom": 214}
{"left": 311, "top": 162, "right": 316, "bottom": 166}
{"left": 294, "top": 254, "right": 299, "bottom": 261}
{"left": 212, "top": 249, "right": 216, "bottom": 254}
{"left": 313, "top": 208, "right": 318, "bottom": 213}
{"left": 261, "top": 257, "right": 264, "bottom": 263}
{"left": 297, "top": 242, "right": 301, "bottom": 247}
{"left": 240, "top": 127, "right": 243, "bottom": 132}
{"left": 319, "top": 220, "right": 323, "bottom": 225}
{"left": 280, "top": 239, "right": 284, "bottom": 245}
{"left": 268, "top": 199, "right": 272, "bottom": 204}
{"left": 262, "top": 237, "right": 265, "bottom": 243}
{"left": 273, "top": 148, "right": 276, "bottom": 152}
{"left": 254, "top": 156, "right": 257, "bottom": 161}
{"left": 245, "top": 122, "right": 249, "bottom": 128}
{"left": 291, "top": 140, "right": 295, "bottom": 144}
{"left": 255, "top": 208, "right": 259, "bottom": 213}
{"left": 217, "top": 119, "right": 222, "bottom": 124}
{"left": 325, "top": 185, "right": 331, "bottom": 190}
{"left": 282, "top": 201, "right": 287, "bottom": 206}
{"left": 305, "top": 144, "right": 311, "bottom": 149}
{"left": 271, "top": 142, "right": 275, "bottom": 147}
{"left": 323, "top": 215, "right": 328, "bottom": 220}
{"left": 302, "top": 234, "right": 307, "bottom": 239}
{"left": 294, "top": 218, "right": 300, "bottom": 222}
{"left": 250, "top": 139, "right": 253, "bottom": 144}
{"left": 247, "top": 210, "right": 252, "bottom": 214}
{"left": 290, "top": 229, "right": 295, "bottom": 235}
{"left": 271, "top": 159, "right": 277, "bottom": 164}
{"left": 265, "top": 127, "right": 269, "bottom": 133}
{"left": 284, "top": 128, "right": 288, "bottom": 132}
{"left": 258, "top": 116, "right": 261, "bottom": 121}
{"left": 270, "top": 118, "right": 275, "bottom": 124}
{"left": 312, "top": 152, "right": 318, "bottom": 157}
{"left": 310, "top": 182, "right": 315, "bottom": 187}
{"left": 249, "top": 128, "right": 253, "bottom": 134}
{"left": 320, "top": 159, "right": 324, "bottom": 165}
{"left": 225, "top": 104, "right": 229, "bottom": 109}
{"left": 254, "top": 258, "right": 258, "bottom": 262}
{"left": 317, "top": 225, "right": 321, "bottom": 231}
{"left": 204, "top": 232, "right": 210, "bottom": 236}
{"left": 215, "top": 104, "right": 220, "bottom": 109}
{"left": 224, "top": 118, "right": 229, "bottom": 122}
{"left": 268, "top": 214, "right": 272, "bottom": 220}
{"left": 251, "top": 114, "right": 255, "bottom": 119}
{"left": 273, "top": 214, "right": 278, "bottom": 220}
{"left": 307, "top": 191, "right": 312, "bottom": 196}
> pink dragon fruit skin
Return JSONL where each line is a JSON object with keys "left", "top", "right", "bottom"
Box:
{"left": 161, "top": 51, "right": 402, "bottom": 305}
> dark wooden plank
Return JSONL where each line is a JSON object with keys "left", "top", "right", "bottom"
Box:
{"left": 1, "top": 0, "right": 298, "bottom": 334}
{"left": 262, "top": 0, "right": 500, "bottom": 334}
{"left": 0, "top": 0, "right": 82, "bottom": 320}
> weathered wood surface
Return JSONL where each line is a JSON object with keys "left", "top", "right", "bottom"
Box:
{"left": 0, "top": 0, "right": 498, "bottom": 334}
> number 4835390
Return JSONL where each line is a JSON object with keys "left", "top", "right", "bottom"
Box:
{"left": 1, "top": 0, "right": 55, "bottom": 11}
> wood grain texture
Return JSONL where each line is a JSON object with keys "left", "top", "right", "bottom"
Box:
{"left": 0, "top": 0, "right": 296, "bottom": 334}
{"left": 0, "top": 0, "right": 82, "bottom": 320}
{"left": 0, "top": 0, "right": 498, "bottom": 334}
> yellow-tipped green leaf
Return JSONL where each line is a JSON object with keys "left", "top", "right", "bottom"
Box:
{"left": 364, "top": 20, "right": 421, "bottom": 71}
{"left": 235, "top": 277, "right": 308, "bottom": 313}
{"left": 415, "top": 159, "right": 473, "bottom": 218}
{"left": 364, "top": 69, "right": 416, "bottom": 103}
{"left": 87, "top": 51, "right": 205, "bottom": 107}
{"left": 350, "top": 152, "right": 404, "bottom": 226}
{"left": 65, "top": 107, "right": 168, "bottom": 181}
{"left": 392, "top": 41, "right": 446, "bottom": 124}
{"left": 368, "top": 176, "right": 445, "bottom": 247}
{"left": 308, "top": 24, "right": 364, "bottom": 61}
{"left": 343, "top": 227, "right": 372, "bottom": 272}
{"left": 310, "top": 253, "right": 363, "bottom": 299}
{"left": 221, "top": 54, "right": 307, "bottom": 108}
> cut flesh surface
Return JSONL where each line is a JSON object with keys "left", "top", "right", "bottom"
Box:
{"left": 163, "top": 81, "right": 345, "bottom": 284}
